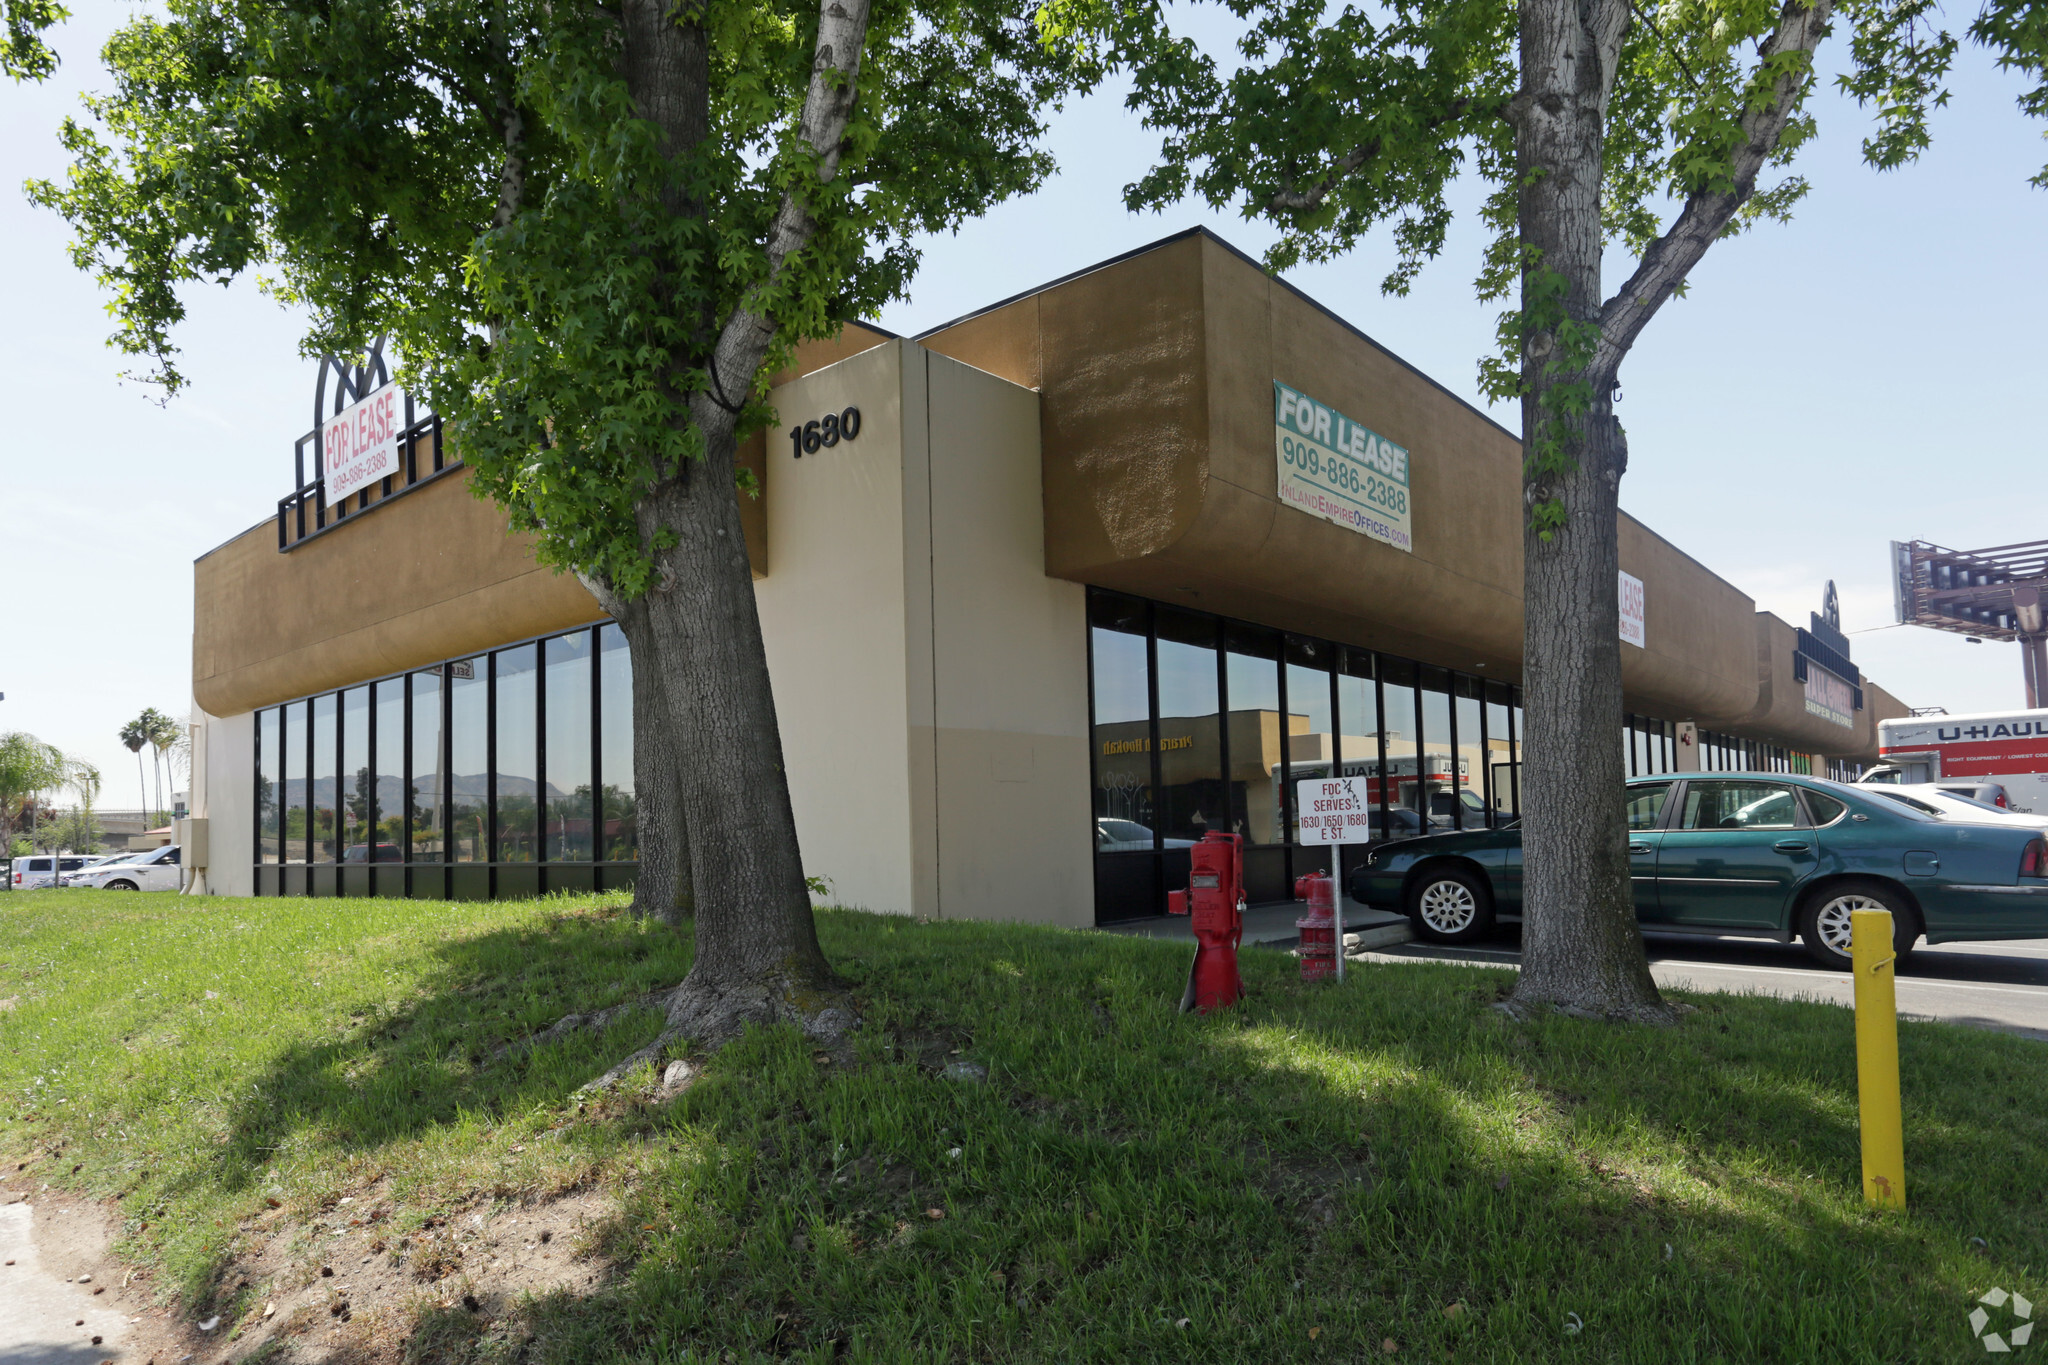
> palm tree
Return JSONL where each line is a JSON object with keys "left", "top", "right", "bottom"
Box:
{"left": 0, "top": 731, "right": 70, "bottom": 852}
{"left": 136, "top": 707, "right": 181, "bottom": 824}
{"left": 119, "top": 715, "right": 150, "bottom": 823}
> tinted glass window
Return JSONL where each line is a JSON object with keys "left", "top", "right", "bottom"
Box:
{"left": 1090, "top": 593, "right": 1153, "bottom": 836}
{"left": 1485, "top": 680, "right": 1516, "bottom": 822}
{"left": 1681, "top": 781, "right": 1800, "bottom": 831}
{"left": 1224, "top": 623, "right": 1281, "bottom": 844}
{"left": 340, "top": 686, "right": 370, "bottom": 863}
{"left": 598, "top": 624, "right": 636, "bottom": 861}
{"left": 545, "top": 631, "right": 594, "bottom": 862}
{"left": 449, "top": 658, "right": 487, "bottom": 862}
{"left": 1285, "top": 636, "right": 1334, "bottom": 844}
{"left": 1155, "top": 608, "right": 1221, "bottom": 843}
{"left": 1453, "top": 675, "right": 1484, "bottom": 829}
{"left": 1380, "top": 657, "right": 1419, "bottom": 827}
{"left": 1805, "top": 791, "right": 1849, "bottom": 825}
{"left": 1626, "top": 782, "right": 1673, "bottom": 830}
{"left": 257, "top": 707, "right": 281, "bottom": 866}
{"left": 283, "top": 701, "right": 307, "bottom": 863}
{"left": 311, "top": 693, "right": 337, "bottom": 863}
{"left": 412, "top": 671, "right": 446, "bottom": 863}
{"left": 495, "top": 644, "right": 540, "bottom": 862}
{"left": 373, "top": 679, "right": 404, "bottom": 861}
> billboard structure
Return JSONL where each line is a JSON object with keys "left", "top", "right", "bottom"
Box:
{"left": 1890, "top": 538, "right": 2048, "bottom": 706}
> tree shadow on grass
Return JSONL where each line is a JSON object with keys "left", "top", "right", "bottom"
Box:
{"left": 323, "top": 912, "right": 2048, "bottom": 1364}
{"left": 142, "top": 907, "right": 2048, "bottom": 1362}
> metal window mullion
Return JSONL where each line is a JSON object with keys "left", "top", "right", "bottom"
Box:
{"left": 589, "top": 626, "right": 603, "bottom": 884}
{"left": 1144, "top": 602, "right": 1163, "bottom": 916}
{"left": 487, "top": 652, "right": 499, "bottom": 895}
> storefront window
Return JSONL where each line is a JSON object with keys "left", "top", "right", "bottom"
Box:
{"left": 1224, "top": 623, "right": 1282, "bottom": 845}
{"left": 1285, "top": 637, "right": 1334, "bottom": 847}
{"left": 1154, "top": 608, "right": 1221, "bottom": 845}
{"left": 545, "top": 630, "right": 594, "bottom": 862}
{"left": 1453, "top": 675, "right": 1484, "bottom": 830}
{"left": 411, "top": 671, "right": 445, "bottom": 863}
{"left": 257, "top": 708, "right": 280, "bottom": 865}
{"left": 495, "top": 644, "right": 540, "bottom": 862}
{"left": 1380, "top": 658, "right": 1420, "bottom": 832}
{"left": 598, "top": 624, "right": 636, "bottom": 861}
{"left": 1484, "top": 681, "right": 1516, "bottom": 822}
{"left": 373, "top": 679, "right": 404, "bottom": 862}
{"left": 340, "top": 686, "right": 370, "bottom": 862}
{"left": 450, "top": 659, "right": 487, "bottom": 862}
{"left": 311, "top": 693, "right": 337, "bottom": 863}
{"left": 283, "top": 700, "right": 307, "bottom": 863}
{"left": 1091, "top": 592, "right": 1155, "bottom": 921}
{"left": 1417, "top": 666, "right": 1454, "bottom": 828}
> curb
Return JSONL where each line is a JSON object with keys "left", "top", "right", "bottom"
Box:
{"left": 1344, "top": 921, "right": 1415, "bottom": 953}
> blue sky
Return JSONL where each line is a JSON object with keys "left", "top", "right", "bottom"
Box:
{"left": 2, "top": 5, "right": 2043, "bottom": 806}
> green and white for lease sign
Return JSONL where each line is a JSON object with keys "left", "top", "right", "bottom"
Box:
{"left": 1274, "top": 381, "right": 1412, "bottom": 552}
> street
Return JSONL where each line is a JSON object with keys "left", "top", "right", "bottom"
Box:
{"left": 1357, "top": 932, "right": 2048, "bottom": 1042}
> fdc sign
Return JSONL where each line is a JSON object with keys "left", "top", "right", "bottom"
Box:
{"left": 1296, "top": 776, "right": 1375, "bottom": 844}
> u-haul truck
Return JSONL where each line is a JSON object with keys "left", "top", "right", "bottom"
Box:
{"left": 1869, "top": 710, "right": 2048, "bottom": 812}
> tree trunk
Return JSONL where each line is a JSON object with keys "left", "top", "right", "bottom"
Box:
{"left": 620, "top": 427, "right": 846, "bottom": 1044}
{"left": 1507, "top": 0, "right": 1671, "bottom": 1021}
{"left": 611, "top": 593, "right": 693, "bottom": 923}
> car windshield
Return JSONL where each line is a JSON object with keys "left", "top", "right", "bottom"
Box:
{"left": 1098, "top": 819, "right": 1152, "bottom": 842}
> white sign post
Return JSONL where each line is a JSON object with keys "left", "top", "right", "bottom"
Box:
{"left": 1619, "top": 570, "right": 1646, "bottom": 648}
{"left": 322, "top": 386, "right": 407, "bottom": 503}
{"left": 1274, "top": 381, "right": 1413, "bottom": 552}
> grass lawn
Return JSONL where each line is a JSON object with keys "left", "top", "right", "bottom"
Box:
{"left": 3, "top": 887, "right": 2046, "bottom": 1362}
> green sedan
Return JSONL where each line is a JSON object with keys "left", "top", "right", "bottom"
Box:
{"left": 1348, "top": 773, "right": 2048, "bottom": 969}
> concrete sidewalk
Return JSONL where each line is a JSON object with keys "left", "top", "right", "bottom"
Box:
{"left": 0, "top": 1200, "right": 136, "bottom": 1364}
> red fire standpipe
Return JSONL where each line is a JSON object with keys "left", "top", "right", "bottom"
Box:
{"left": 1295, "top": 870, "right": 1339, "bottom": 982}
{"left": 1180, "top": 831, "right": 1245, "bottom": 1013}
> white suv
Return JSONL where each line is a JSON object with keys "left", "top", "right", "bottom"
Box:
{"left": 69, "top": 845, "right": 182, "bottom": 892}
{"left": 8, "top": 854, "right": 95, "bottom": 889}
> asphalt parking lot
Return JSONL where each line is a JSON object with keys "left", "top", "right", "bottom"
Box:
{"left": 1357, "top": 932, "right": 2048, "bottom": 1042}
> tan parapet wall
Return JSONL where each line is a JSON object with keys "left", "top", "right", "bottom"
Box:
{"left": 922, "top": 229, "right": 1765, "bottom": 726}
{"left": 1702, "top": 612, "right": 1895, "bottom": 762}
{"left": 192, "top": 423, "right": 788, "bottom": 716}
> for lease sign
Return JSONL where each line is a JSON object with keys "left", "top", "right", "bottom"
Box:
{"left": 1296, "top": 776, "right": 1376, "bottom": 844}
{"left": 1274, "top": 382, "right": 1412, "bottom": 552}
{"left": 323, "top": 386, "right": 406, "bottom": 502}
{"left": 1619, "top": 571, "right": 1646, "bottom": 647}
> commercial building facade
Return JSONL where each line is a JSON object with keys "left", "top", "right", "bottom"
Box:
{"left": 189, "top": 229, "right": 1905, "bottom": 923}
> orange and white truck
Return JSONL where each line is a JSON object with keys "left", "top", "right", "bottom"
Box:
{"left": 1867, "top": 709, "right": 2048, "bottom": 812}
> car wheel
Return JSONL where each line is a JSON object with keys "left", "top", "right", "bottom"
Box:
{"left": 104, "top": 879, "right": 139, "bottom": 892}
{"left": 1406, "top": 864, "right": 1495, "bottom": 945}
{"left": 1799, "top": 880, "right": 1918, "bottom": 971}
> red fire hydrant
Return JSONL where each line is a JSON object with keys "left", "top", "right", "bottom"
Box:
{"left": 1175, "top": 830, "right": 1245, "bottom": 1013}
{"left": 1295, "top": 870, "right": 1340, "bottom": 983}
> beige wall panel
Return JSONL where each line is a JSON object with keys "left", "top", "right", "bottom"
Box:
{"left": 900, "top": 350, "right": 941, "bottom": 920}
{"left": 754, "top": 343, "right": 924, "bottom": 917}
{"left": 923, "top": 352, "right": 1092, "bottom": 927}
{"left": 197, "top": 706, "right": 254, "bottom": 896}
{"left": 193, "top": 472, "right": 604, "bottom": 716}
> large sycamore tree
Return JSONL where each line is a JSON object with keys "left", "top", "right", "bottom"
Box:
{"left": 23, "top": 0, "right": 1078, "bottom": 1050}
{"left": 1052, "top": 0, "right": 2048, "bottom": 1019}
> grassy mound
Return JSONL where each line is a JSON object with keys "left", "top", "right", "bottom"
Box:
{"left": 2, "top": 888, "right": 2045, "bottom": 1361}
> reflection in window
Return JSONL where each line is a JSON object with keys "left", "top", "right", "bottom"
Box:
{"left": 311, "top": 693, "right": 338, "bottom": 863}
{"left": 283, "top": 701, "right": 307, "bottom": 863}
{"left": 495, "top": 644, "right": 540, "bottom": 862}
{"left": 411, "top": 671, "right": 445, "bottom": 863}
{"left": 1626, "top": 782, "right": 1673, "bottom": 829}
{"left": 372, "top": 680, "right": 404, "bottom": 862}
{"left": 1285, "top": 637, "right": 1333, "bottom": 844}
{"left": 1484, "top": 681, "right": 1516, "bottom": 822}
{"left": 340, "top": 686, "right": 370, "bottom": 862}
{"left": 598, "top": 624, "right": 636, "bottom": 860}
{"left": 257, "top": 708, "right": 280, "bottom": 865}
{"left": 1454, "top": 675, "right": 1485, "bottom": 830}
{"left": 450, "top": 659, "right": 487, "bottom": 862}
{"left": 1334, "top": 649, "right": 1384, "bottom": 830}
{"left": 1154, "top": 607, "right": 1221, "bottom": 844}
{"left": 1224, "top": 623, "right": 1281, "bottom": 844}
{"left": 1418, "top": 667, "right": 1456, "bottom": 828}
{"left": 1090, "top": 593, "right": 1153, "bottom": 836}
{"left": 1681, "top": 781, "right": 1799, "bottom": 830}
{"left": 545, "top": 631, "right": 594, "bottom": 862}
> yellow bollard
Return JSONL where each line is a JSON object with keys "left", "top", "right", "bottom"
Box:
{"left": 1851, "top": 908, "right": 1906, "bottom": 1209}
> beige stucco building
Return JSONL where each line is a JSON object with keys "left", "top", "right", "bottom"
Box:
{"left": 187, "top": 229, "right": 1905, "bottom": 921}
